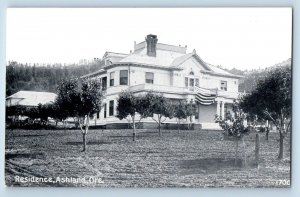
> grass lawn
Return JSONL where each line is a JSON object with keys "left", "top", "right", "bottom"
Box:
{"left": 5, "top": 128, "right": 290, "bottom": 187}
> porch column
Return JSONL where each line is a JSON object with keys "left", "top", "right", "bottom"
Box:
{"left": 198, "top": 104, "right": 201, "bottom": 123}
{"left": 216, "top": 101, "right": 220, "bottom": 117}
{"left": 191, "top": 99, "right": 196, "bottom": 123}
{"left": 221, "top": 101, "right": 225, "bottom": 119}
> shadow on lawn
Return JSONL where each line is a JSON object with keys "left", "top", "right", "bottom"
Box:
{"left": 180, "top": 158, "right": 244, "bottom": 174}
{"left": 13, "top": 134, "right": 46, "bottom": 138}
{"left": 65, "top": 141, "right": 112, "bottom": 146}
{"left": 6, "top": 152, "right": 45, "bottom": 160}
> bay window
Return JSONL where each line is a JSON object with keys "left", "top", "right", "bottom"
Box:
{"left": 120, "top": 70, "right": 128, "bottom": 85}
{"left": 110, "top": 72, "right": 115, "bottom": 86}
{"left": 145, "top": 72, "right": 154, "bottom": 84}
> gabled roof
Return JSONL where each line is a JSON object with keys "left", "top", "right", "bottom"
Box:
{"left": 118, "top": 45, "right": 241, "bottom": 78}
{"left": 102, "top": 51, "right": 128, "bottom": 60}
{"left": 119, "top": 46, "right": 185, "bottom": 68}
{"left": 204, "top": 63, "right": 243, "bottom": 78}
{"left": 83, "top": 36, "right": 242, "bottom": 79}
{"left": 169, "top": 50, "right": 212, "bottom": 71}
{"left": 169, "top": 52, "right": 194, "bottom": 67}
{"left": 81, "top": 69, "right": 106, "bottom": 79}
{"left": 6, "top": 91, "right": 57, "bottom": 107}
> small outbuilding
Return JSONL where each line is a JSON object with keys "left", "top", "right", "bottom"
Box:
{"left": 6, "top": 91, "right": 57, "bottom": 107}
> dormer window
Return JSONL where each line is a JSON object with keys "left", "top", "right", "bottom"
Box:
{"left": 189, "top": 71, "right": 194, "bottom": 75}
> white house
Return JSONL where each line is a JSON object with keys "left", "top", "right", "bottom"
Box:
{"left": 81, "top": 34, "right": 242, "bottom": 130}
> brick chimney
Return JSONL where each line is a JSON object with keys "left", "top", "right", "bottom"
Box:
{"left": 145, "top": 34, "right": 158, "bottom": 57}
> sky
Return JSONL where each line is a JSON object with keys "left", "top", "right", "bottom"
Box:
{"left": 6, "top": 8, "right": 292, "bottom": 70}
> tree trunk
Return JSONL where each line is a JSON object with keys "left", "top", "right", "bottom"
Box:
{"left": 242, "top": 136, "right": 247, "bottom": 167}
{"left": 82, "top": 132, "right": 87, "bottom": 152}
{"left": 265, "top": 128, "right": 269, "bottom": 141}
{"left": 158, "top": 118, "right": 161, "bottom": 137}
{"left": 132, "top": 116, "right": 136, "bottom": 141}
{"left": 235, "top": 139, "right": 239, "bottom": 166}
{"left": 64, "top": 120, "right": 66, "bottom": 132}
{"left": 278, "top": 131, "right": 284, "bottom": 159}
{"left": 255, "top": 133, "right": 260, "bottom": 167}
{"left": 82, "top": 115, "right": 90, "bottom": 152}
{"left": 177, "top": 119, "right": 180, "bottom": 134}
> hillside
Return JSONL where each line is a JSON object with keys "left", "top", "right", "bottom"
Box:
{"left": 237, "top": 58, "right": 291, "bottom": 93}
{"left": 6, "top": 60, "right": 103, "bottom": 96}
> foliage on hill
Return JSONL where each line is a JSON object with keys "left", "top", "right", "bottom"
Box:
{"left": 221, "top": 59, "right": 291, "bottom": 93}
{"left": 6, "top": 60, "right": 103, "bottom": 96}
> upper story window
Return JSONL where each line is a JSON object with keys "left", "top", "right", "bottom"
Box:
{"left": 145, "top": 72, "right": 154, "bottom": 84}
{"left": 102, "top": 77, "right": 107, "bottom": 90}
{"left": 120, "top": 70, "right": 128, "bottom": 85}
{"left": 185, "top": 77, "right": 189, "bottom": 87}
{"left": 189, "top": 78, "right": 194, "bottom": 87}
{"left": 110, "top": 72, "right": 115, "bottom": 86}
{"left": 185, "top": 77, "right": 199, "bottom": 88}
{"left": 195, "top": 78, "right": 199, "bottom": 87}
{"left": 109, "top": 100, "right": 114, "bottom": 116}
{"left": 220, "top": 80, "right": 227, "bottom": 91}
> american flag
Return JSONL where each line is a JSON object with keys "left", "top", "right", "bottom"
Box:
{"left": 194, "top": 86, "right": 217, "bottom": 105}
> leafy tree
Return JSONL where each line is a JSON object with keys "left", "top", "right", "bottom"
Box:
{"left": 168, "top": 101, "right": 189, "bottom": 132}
{"left": 37, "top": 103, "right": 68, "bottom": 126}
{"left": 144, "top": 92, "right": 173, "bottom": 136}
{"left": 24, "top": 107, "right": 40, "bottom": 121}
{"left": 185, "top": 101, "right": 197, "bottom": 130}
{"left": 55, "top": 78, "right": 103, "bottom": 151}
{"left": 6, "top": 105, "right": 27, "bottom": 125}
{"left": 238, "top": 59, "right": 291, "bottom": 93}
{"left": 215, "top": 100, "right": 251, "bottom": 166}
{"left": 50, "top": 103, "right": 69, "bottom": 126}
{"left": 136, "top": 92, "right": 154, "bottom": 121}
{"left": 37, "top": 103, "right": 51, "bottom": 125}
{"left": 6, "top": 105, "right": 26, "bottom": 117}
{"left": 116, "top": 91, "right": 144, "bottom": 141}
{"left": 174, "top": 102, "right": 188, "bottom": 132}
{"left": 240, "top": 65, "right": 291, "bottom": 159}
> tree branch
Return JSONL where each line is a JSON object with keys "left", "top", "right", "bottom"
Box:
{"left": 151, "top": 116, "right": 159, "bottom": 124}
{"left": 264, "top": 110, "right": 280, "bottom": 131}
{"left": 284, "top": 118, "right": 292, "bottom": 137}
{"left": 77, "top": 116, "right": 84, "bottom": 133}
{"left": 161, "top": 116, "right": 167, "bottom": 124}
